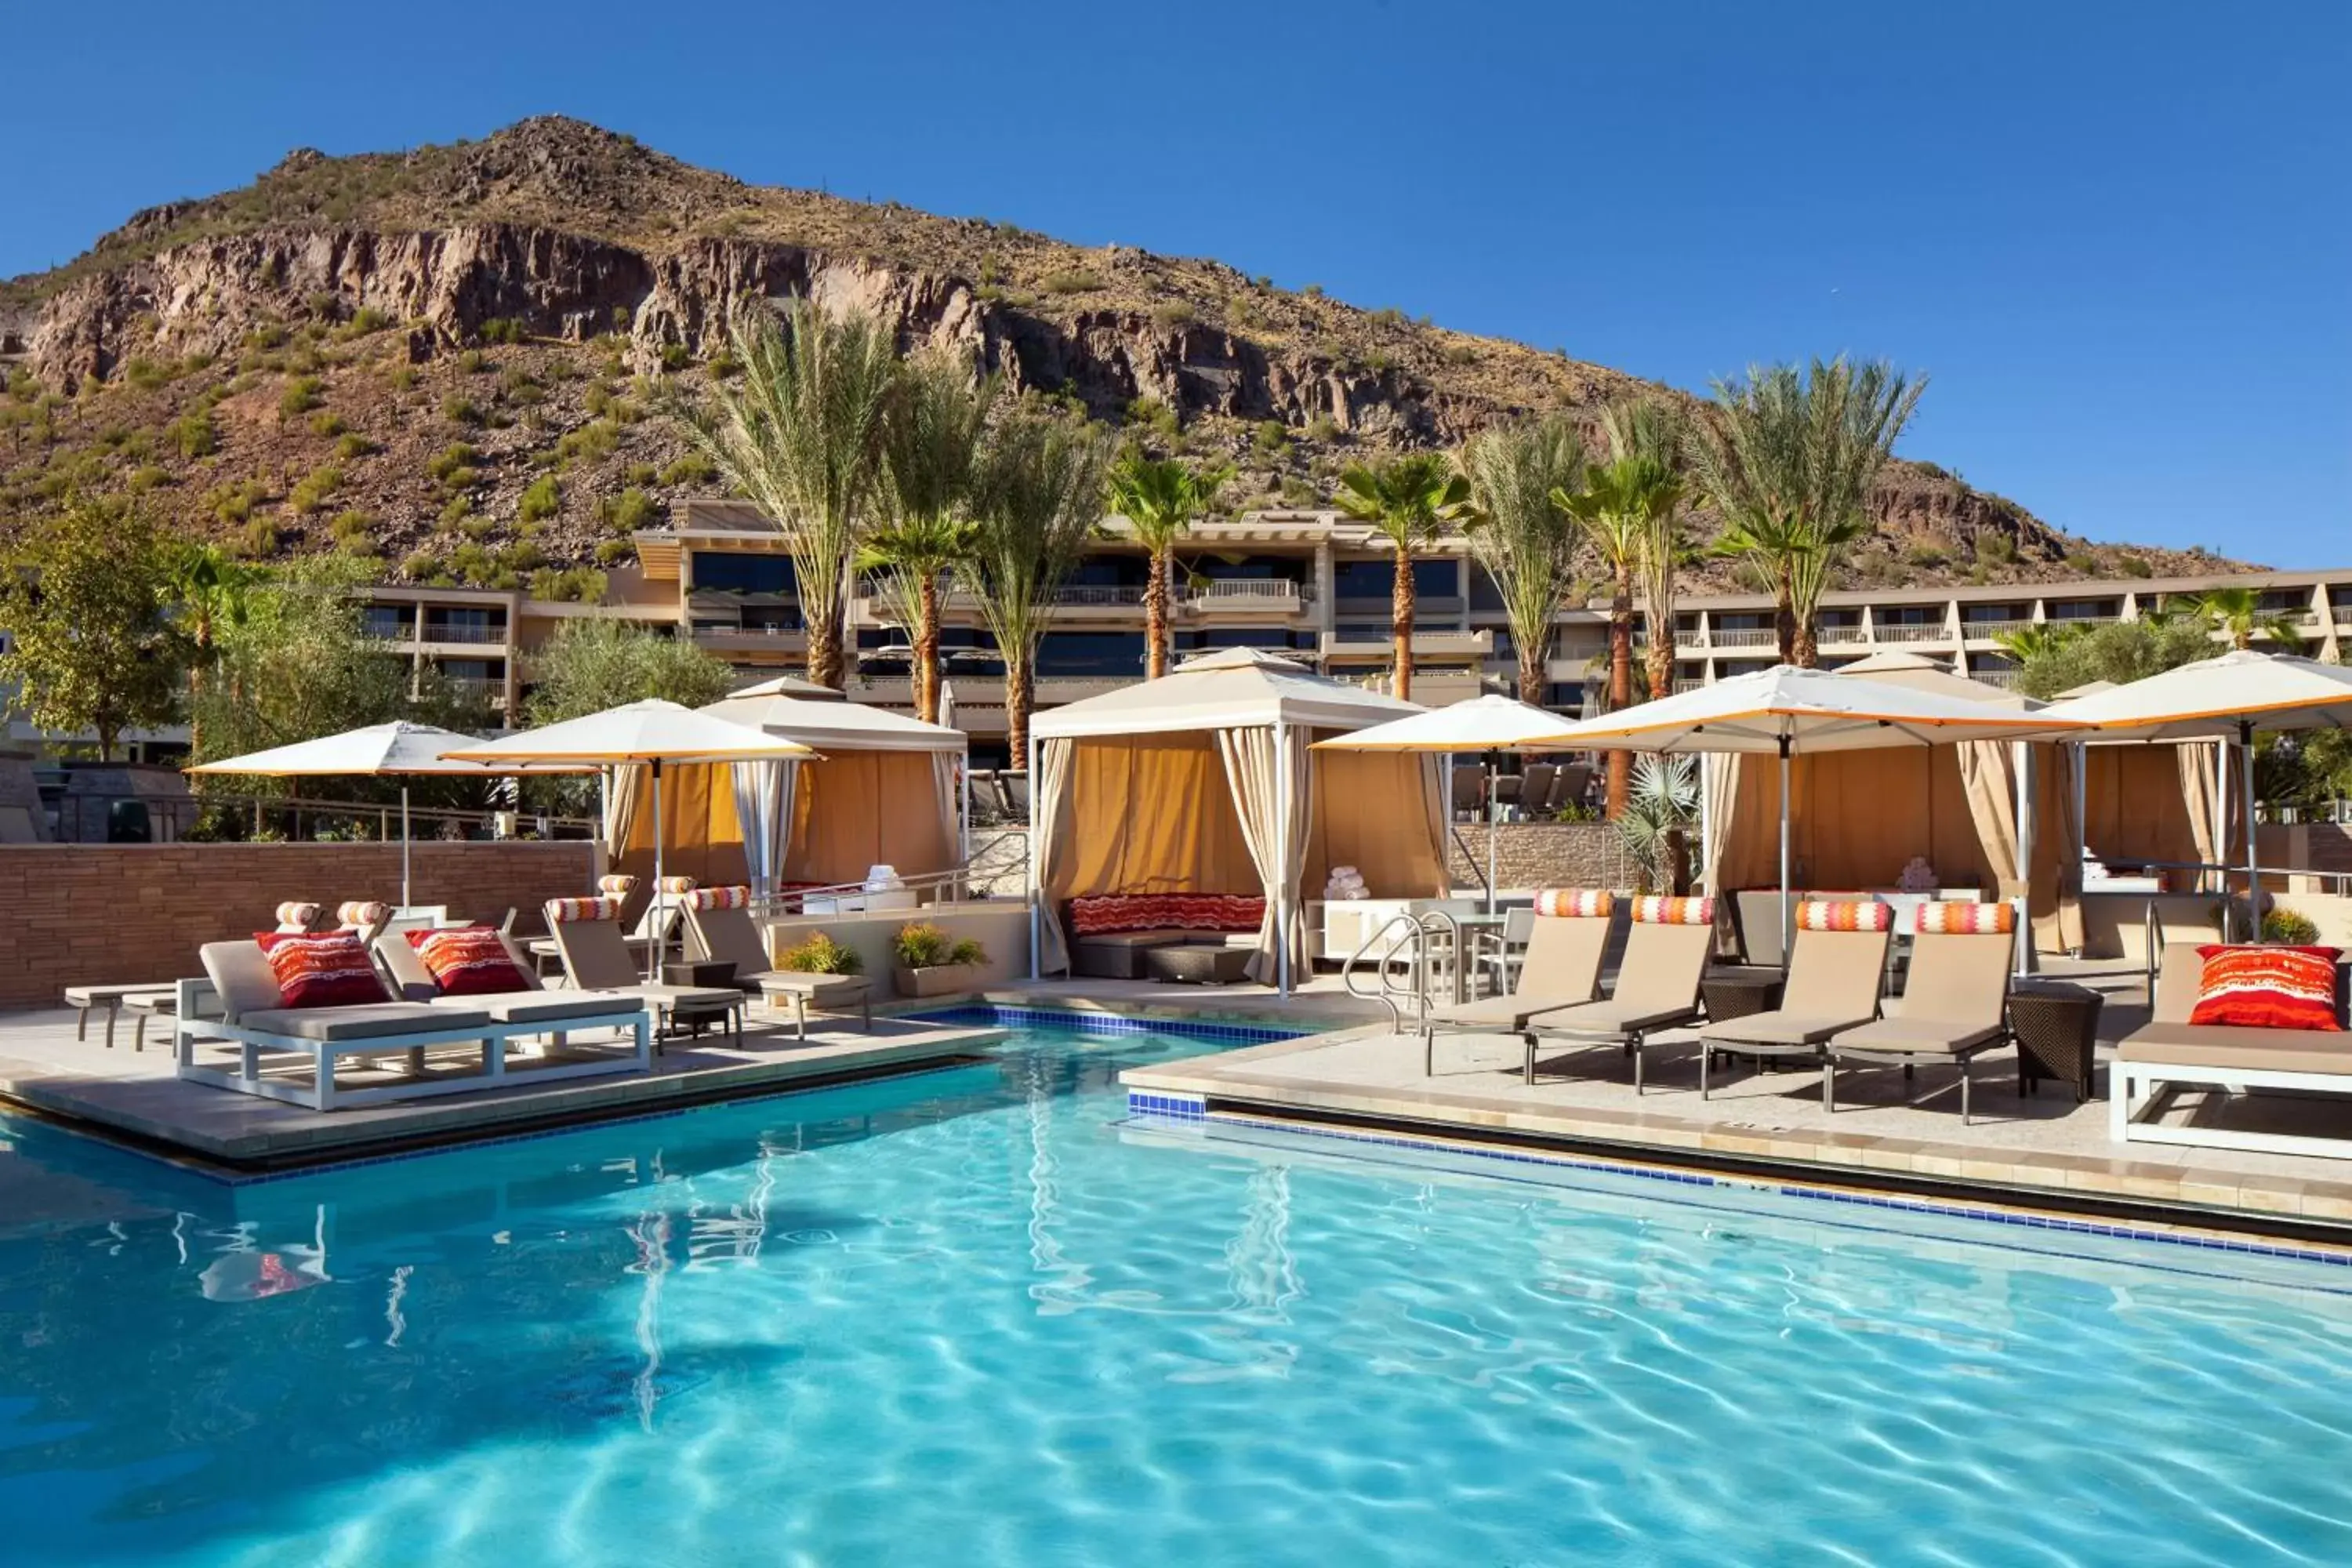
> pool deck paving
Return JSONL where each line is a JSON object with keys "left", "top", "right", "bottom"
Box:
{"left": 0, "top": 1004, "right": 1004, "bottom": 1170}
{"left": 1107, "top": 961, "right": 2352, "bottom": 1238}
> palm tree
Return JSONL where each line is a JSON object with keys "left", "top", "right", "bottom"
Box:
{"left": 1333, "top": 453, "right": 1469, "bottom": 702}
{"left": 1606, "top": 400, "right": 1697, "bottom": 709}
{"left": 1561, "top": 401, "right": 1690, "bottom": 815}
{"left": 1690, "top": 357, "right": 1924, "bottom": 664}
{"left": 866, "top": 348, "right": 999, "bottom": 722}
{"left": 1455, "top": 417, "right": 1584, "bottom": 706}
{"left": 1108, "top": 454, "right": 1232, "bottom": 679}
{"left": 1991, "top": 622, "right": 2082, "bottom": 665}
{"left": 2172, "top": 586, "right": 2304, "bottom": 652}
{"left": 964, "top": 404, "right": 1113, "bottom": 762}
{"left": 165, "top": 541, "right": 265, "bottom": 755}
{"left": 680, "top": 298, "right": 901, "bottom": 689}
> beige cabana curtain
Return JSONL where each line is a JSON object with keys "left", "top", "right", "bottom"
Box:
{"left": 1701, "top": 754, "right": 1744, "bottom": 894}
{"left": 1955, "top": 742, "right": 2023, "bottom": 898}
{"left": 730, "top": 758, "right": 797, "bottom": 901}
{"left": 2177, "top": 741, "right": 2224, "bottom": 891}
{"left": 604, "top": 764, "right": 641, "bottom": 862}
{"left": 1303, "top": 750, "right": 1450, "bottom": 898}
{"left": 616, "top": 762, "right": 749, "bottom": 887}
{"left": 1033, "top": 738, "right": 1077, "bottom": 975}
{"left": 1219, "top": 728, "right": 1311, "bottom": 983}
{"left": 780, "top": 753, "right": 956, "bottom": 887}
{"left": 2031, "top": 744, "right": 2085, "bottom": 953}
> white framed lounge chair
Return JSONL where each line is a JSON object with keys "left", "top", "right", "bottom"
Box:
{"left": 1519, "top": 895, "right": 1715, "bottom": 1091}
{"left": 1824, "top": 901, "right": 2019, "bottom": 1123}
{"left": 1700, "top": 900, "right": 1893, "bottom": 1098}
{"left": 1421, "top": 891, "right": 1618, "bottom": 1074}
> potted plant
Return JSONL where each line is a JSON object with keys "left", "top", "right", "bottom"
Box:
{"left": 891, "top": 921, "right": 989, "bottom": 997}
{"left": 775, "top": 931, "right": 865, "bottom": 976}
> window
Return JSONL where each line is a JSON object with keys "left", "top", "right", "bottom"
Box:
{"left": 1174, "top": 629, "right": 1316, "bottom": 651}
{"left": 692, "top": 553, "right": 796, "bottom": 594}
{"left": 1875, "top": 604, "right": 1941, "bottom": 626}
{"left": 1468, "top": 564, "right": 1506, "bottom": 613}
{"left": 1036, "top": 632, "right": 1145, "bottom": 677}
{"left": 2049, "top": 598, "right": 2119, "bottom": 620}
{"left": 1962, "top": 603, "right": 2027, "bottom": 624}
{"left": 1333, "top": 559, "right": 1457, "bottom": 600}
{"left": 1065, "top": 556, "right": 1151, "bottom": 588}
{"left": 361, "top": 607, "right": 413, "bottom": 640}
{"left": 1190, "top": 556, "right": 1306, "bottom": 583}
{"left": 1712, "top": 612, "right": 1772, "bottom": 632}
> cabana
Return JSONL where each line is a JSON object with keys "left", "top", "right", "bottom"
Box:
{"left": 1026, "top": 648, "right": 1450, "bottom": 993}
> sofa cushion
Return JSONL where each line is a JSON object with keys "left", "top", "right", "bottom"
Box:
{"left": 408, "top": 926, "right": 531, "bottom": 997}
{"left": 239, "top": 1004, "right": 488, "bottom": 1042}
{"left": 255, "top": 931, "right": 388, "bottom": 1010}
{"left": 1068, "top": 893, "right": 1265, "bottom": 938}
{"left": 424, "top": 991, "right": 629, "bottom": 1025}
{"left": 2189, "top": 944, "right": 2343, "bottom": 1032}
{"left": 2123, "top": 1022, "right": 2352, "bottom": 1076}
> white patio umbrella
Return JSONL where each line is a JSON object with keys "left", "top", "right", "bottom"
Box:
{"left": 2035, "top": 650, "right": 2352, "bottom": 932}
{"left": 185, "top": 720, "right": 585, "bottom": 907}
{"left": 445, "top": 701, "right": 818, "bottom": 977}
{"left": 1526, "top": 666, "right": 2082, "bottom": 955}
{"left": 1312, "top": 693, "right": 1577, "bottom": 912}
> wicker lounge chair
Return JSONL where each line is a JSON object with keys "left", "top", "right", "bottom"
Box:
{"left": 1700, "top": 900, "right": 1893, "bottom": 1098}
{"left": 1518, "top": 896, "right": 1716, "bottom": 1090}
{"left": 1421, "top": 892, "right": 1617, "bottom": 1073}
{"left": 1823, "top": 902, "right": 2017, "bottom": 1123}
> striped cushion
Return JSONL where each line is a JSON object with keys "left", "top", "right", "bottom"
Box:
{"left": 1630, "top": 895, "right": 1715, "bottom": 927}
{"left": 657, "top": 876, "right": 699, "bottom": 895}
{"left": 274, "top": 902, "right": 321, "bottom": 932}
{"left": 1533, "top": 889, "right": 1613, "bottom": 919}
{"left": 334, "top": 901, "right": 390, "bottom": 931}
{"left": 544, "top": 895, "right": 622, "bottom": 925}
{"left": 1916, "top": 900, "right": 2014, "bottom": 935}
{"left": 686, "top": 884, "right": 753, "bottom": 912}
{"left": 1795, "top": 899, "right": 1893, "bottom": 933}
{"left": 1069, "top": 893, "right": 1268, "bottom": 936}
{"left": 406, "top": 926, "right": 528, "bottom": 997}
{"left": 254, "top": 931, "right": 387, "bottom": 1010}
{"left": 2190, "top": 945, "right": 2344, "bottom": 1032}
{"left": 596, "top": 874, "right": 639, "bottom": 900}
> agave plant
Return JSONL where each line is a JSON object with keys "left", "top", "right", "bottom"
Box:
{"left": 1611, "top": 753, "right": 1700, "bottom": 894}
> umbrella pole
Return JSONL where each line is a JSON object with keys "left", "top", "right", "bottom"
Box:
{"left": 648, "top": 759, "right": 664, "bottom": 983}
{"left": 401, "top": 785, "right": 412, "bottom": 909}
{"left": 1778, "top": 735, "right": 1793, "bottom": 968}
{"left": 1486, "top": 752, "right": 1498, "bottom": 916}
{"left": 2241, "top": 720, "right": 2261, "bottom": 940}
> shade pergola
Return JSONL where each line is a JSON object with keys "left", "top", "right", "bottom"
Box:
{"left": 2037, "top": 650, "right": 2352, "bottom": 925}
{"left": 185, "top": 720, "right": 585, "bottom": 907}
{"left": 696, "top": 690, "right": 969, "bottom": 898}
{"left": 1529, "top": 666, "right": 2082, "bottom": 954}
{"left": 1028, "top": 648, "right": 1441, "bottom": 993}
{"left": 728, "top": 673, "right": 848, "bottom": 702}
{"left": 1311, "top": 693, "right": 1573, "bottom": 912}
{"left": 446, "top": 702, "right": 816, "bottom": 976}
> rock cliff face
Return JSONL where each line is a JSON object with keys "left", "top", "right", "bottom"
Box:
{"left": 0, "top": 115, "right": 2242, "bottom": 590}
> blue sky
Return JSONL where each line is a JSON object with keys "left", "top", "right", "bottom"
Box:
{"left": 3, "top": 1, "right": 2344, "bottom": 564}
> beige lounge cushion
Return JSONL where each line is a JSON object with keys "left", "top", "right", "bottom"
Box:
{"left": 424, "top": 990, "right": 632, "bottom": 1025}
{"left": 1524, "top": 996, "right": 1700, "bottom": 1038}
{"left": 1832, "top": 1017, "right": 2005, "bottom": 1056}
{"left": 1430, "top": 993, "right": 1585, "bottom": 1031}
{"left": 1702, "top": 1010, "right": 1872, "bottom": 1047}
{"left": 2122, "top": 1022, "right": 2352, "bottom": 1076}
{"left": 198, "top": 941, "right": 289, "bottom": 1024}
{"left": 238, "top": 1004, "right": 490, "bottom": 1042}
{"left": 760, "top": 971, "right": 870, "bottom": 1000}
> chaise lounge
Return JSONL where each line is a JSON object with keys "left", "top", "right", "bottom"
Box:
{"left": 681, "top": 887, "right": 873, "bottom": 1037}
{"left": 1518, "top": 895, "right": 1716, "bottom": 1091}
{"left": 1699, "top": 899, "right": 1893, "bottom": 1098}
{"left": 1421, "top": 891, "right": 1617, "bottom": 1074}
{"left": 1824, "top": 901, "right": 2018, "bottom": 1123}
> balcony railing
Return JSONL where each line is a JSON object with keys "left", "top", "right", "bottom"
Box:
{"left": 1875, "top": 623, "right": 1951, "bottom": 643}
{"left": 1708, "top": 627, "right": 1777, "bottom": 648}
{"left": 421, "top": 622, "right": 506, "bottom": 645}
{"left": 1962, "top": 619, "right": 2036, "bottom": 640}
{"left": 360, "top": 621, "right": 416, "bottom": 642}
{"left": 1185, "top": 580, "right": 1307, "bottom": 607}
{"left": 1816, "top": 622, "right": 1869, "bottom": 644}
{"left": 1972, "top": 670, "right": 2023, "bottom": 688}
{"left": 694, "top": 622, "right": 802, "bottom": 638}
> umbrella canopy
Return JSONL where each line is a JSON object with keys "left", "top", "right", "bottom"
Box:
{"left": 1829, "top": 650, "right": 2043, "bottom": 710}
{"left": 443, "top": 700, "right": 816, "bottom": 768}
{"left": 1526, "top": 664, "right": 2076, "bottom": 753}
{"left": 697, "top": 692, "right": 967, "bottom": 754}
{"left": 1308, "top": 693, "right": 1571, "bottom": 753}
{"left": 448, "top": 702, "right": 816, "bottom": 977}
{"left": 728, "top": 673, "right": 848, "bottom": 702}
{"left": 2036, "top": 650, "right": 2352, "bottom": 927}
{"left": 1031, "top": 647, "right": 1421, "bottom": 740}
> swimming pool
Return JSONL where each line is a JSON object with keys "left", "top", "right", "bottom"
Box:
{"left": 2, "top": 1014, "right": 2350, "bottom": 1565}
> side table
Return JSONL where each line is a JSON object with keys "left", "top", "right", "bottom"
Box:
{"left": 2010, "top": 982, "right": 2102, "bottom": 1101}
{"left": 1702, "top": 966, "right": 1784, "bottom": 1024}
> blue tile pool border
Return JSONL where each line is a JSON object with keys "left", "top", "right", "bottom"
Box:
{"left": 917, "top": 1005, "right": 1307, "bottom": 1046}
{"left": 1123, "top": 1093, "right": 2352, "bottom": 1277}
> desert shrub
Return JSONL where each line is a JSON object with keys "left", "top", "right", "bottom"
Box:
{"left": 557, "top": 419, "right": 622, "bottom": 466}
{"left": 345, "top": 307, "right": 394, "bottom": 337}
{"left": 278, "top": 375, "right": 324, "bottom": 419}
{"left": 659, "top": 452, "right": 717, "bottom": 487}
{"left": 1040, "top": 270, "right": 1101, "bottom": 296}
{"left": 1151, "top": 300, "right": 1196, "bottom": 330}
{"left": 167, "top": 408, "right": 217, "bottom": 457}
{"left": 441, "top": 393, "right": 484, "bottom": 426}
{"left": 593, "top": 538, "right": 635, "bottom": 566}
{"left": 233, "top": 517, "right": 281, "bottom": 557}
{"left": 1301, "top": 282, "right": 1325, "bottom": 298}
{"left": 205, "top": 477, "right": 273, "bottom": 525}
{"left": 287, "top": 465, "right": 344, "bottom": 515}
{"left": 1125, "top": 397, "right": 1181, "bottom": 442}
{"left": 400, "top": 550, "right": 438, "bottom": 579}
{"left": 2118, "top": 555, "right": 2153, "bottom": 579}
{"left": 892, "top": 922, "right": 986, "bottom": 969}
{"left": 596, "top": 487, "right": 659, "bottom": 532}
{"left": 1278, "top": 474, "right": 1320, "bottom": 508}
{"left": 243, "top": 324, "right": 289, "bottom": 352}
{"left": 122, "top": 356, "right": 171, "bottom": 390}
{"left": 623, "top": 461, "right": 659, "bottom": 486}
{"left": 706, "top": 347, "right": 740, "bottom": 378}
{"left": 778, "top": 931, "right": 863, "bottom": 975}
{"left": 328, "top": 508, "right": 372, "bottom": 543}
{"left": 1250, "top": 420, "right": 1289, "bottom": 459}
{"left": 1303, "top": 414, "right": 1341, "bottom": 443}
{"left": 529, "top": 566, "right": 608, "bottom": 603}
{"left": 479, "top": 317, "right": 528, "bottom": 346}
{"left": 610, "top": 306, "right": 633, "bottom": 333}
{"left": 389, "top": 365, "right": 419, "bottom": 391}
{"left": 519, "top": 475, "right": 561, "bottom": 521}
{"left": 127, "top": 464, "right": 172, "bottom": 492}
{"left": 307, "top": 410, "right": 347, "bottom": 437}
{"left": 659, "top": 343, "right": 690, "bottom": 371}
{"left": 334, "top": 432, "right": 376, "bottom": 460}
{"left": 1370, "top": 306, "right": 1406, "bottom": 327}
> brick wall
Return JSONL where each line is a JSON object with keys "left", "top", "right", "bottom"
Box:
{"left": 1446, "top": 823, "right": 1647, "bottom": 894}
{"left": 0, "top": 841, "right": 600, "bottom": 1011}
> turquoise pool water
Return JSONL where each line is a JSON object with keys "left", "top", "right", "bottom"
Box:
{"left": 4, "top": 1018, "right": 2352, "bottom": 1566}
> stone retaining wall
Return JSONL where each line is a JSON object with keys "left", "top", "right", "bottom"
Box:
{"left": 0, "top": 840, "right": 599, "bottom": 1011}
{"left": 1446, "top": 823, "right": 1647, "bottom": 894}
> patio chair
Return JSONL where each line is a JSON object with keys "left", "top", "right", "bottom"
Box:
{"left": 1519, "top": 764, "right": 1557, "bottom": 819}
{"left": 540, "top": 895, "right": 748, "bottom": 1046}
{"left": 368, "top": 928, "right": 652, "bottom": 1033}
{"left": 1699, "top": 900, "right": 1893, "bottom": 1098}
{"left": 1450, "top": 764, "right": 1486, "bottom": 822}
{"left": 1479, "top": 905, "right": 1537, "bottom": 996}
{"left": 681, "top": 886, "right": 873, "bottom": 1034}
{"left": 1519, "top": 896, "right": 1715, "bottom": 1091}
{"left": 332, "top": 901, "right": 392, "bottom": 946}
{"left": 1421, "top": 892, "right": 1616, "bottom": 1073}
{"left": 1823, "top": 902, "right": 2016, "bottom": 1123}
{"left": 1490, "top": 773, "right": 1524, "bottom": 819}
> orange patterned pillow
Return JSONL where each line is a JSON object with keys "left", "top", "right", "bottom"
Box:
{"left": 406, "top": 926, "right": 529, "bottom": 997}
{"left": 2190, "top": 945, "right": 2343, "bottom": 1031}
{"left": 1534, "top": 889, "right": 1613, "bottom": 919}
{"left": 255, "top": 931, "right": 387, "bottom": 1010}
{"left": 1794, "top": 899, "right": 1893, "bottom": 933}
{"left": 1915, "top": 901, "right": 2014, "bottom": 935}
{"left": 1631, "top": 895, "right": 1715, "bottom": 926}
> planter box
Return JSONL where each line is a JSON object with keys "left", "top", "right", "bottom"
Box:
{"left": 894, "top": 964, "right": 977, "bottom": 999}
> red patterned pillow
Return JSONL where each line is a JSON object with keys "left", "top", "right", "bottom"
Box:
{"left": 405, "top": 926, "right": 529, "bottom": 997}
{"left": 2190, "top": 945, "right": 2343, "bottom": 1032}
{"left": 255, "top": 931, "right": 387, "bottom": 1010}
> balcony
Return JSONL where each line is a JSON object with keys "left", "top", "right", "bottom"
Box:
{"left": 1321, "top": 628, "right": 1493, "bottom": 662}
{"left": 420, "top": 621, "right": 507, "bottom": 647}
{"left": 1708, "top": 626, "right": 1778, "bottom": 649}
{"left": 1962, "top": 619, "right": 2037, "bottom": 641}
{"left": 444, "top": 677, "right": 506, "bottom": 707}
{"left": 1875, "top": 623, "right": 1952, "bottom": 644}
{"left": 1816, "top": 622, "right": 1869, "bottom": 645}
{"left": 1183, "top": 580, "right": 1308, "bottom": 612}
{"left": 1972, "top": 670, "right": 2024, "bottom": 689}
{"left": 360, "top": 619, "right": 417, "bottom": 644}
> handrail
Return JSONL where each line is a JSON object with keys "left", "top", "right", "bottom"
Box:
{"left": 758, "top": 865, "right": 978, "bottom": 914}
{"left": 1342, "top": 913, "right": 1430, "bottom": 1030}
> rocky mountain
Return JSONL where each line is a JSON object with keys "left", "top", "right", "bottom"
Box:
{"left": 0, "top": 116, "right": 2244, "bottom": 597}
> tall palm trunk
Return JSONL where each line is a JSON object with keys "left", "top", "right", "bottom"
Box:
{"left": 1606, "top": 565, "right": 1634, "bottom": 818}
{"left": 1392, "top": 547, "right": 1417, "bottom": 701}
{"left": 1145, "top": 546, "right": 1172, "bottom": 680}
{"left": 1517, "top": 626, "right": 1550, "bottom": 706}
{"left": 1644, "top": 630, "right": 1675, "bottom": 713}
{"left": 805, "top": 596, "right": 847, "bottom": 690}
{"left": 913, "top": 573, "right": 942, "bottom": 723}
{"left": 1792, "top": 618, "right": 1820, "bottom": 668}
{"left": 1005, "top": 649, "right": 1036, "bottom": 770}
{"left": 1773, "top": 566, "right": 1798, "bottom": 664}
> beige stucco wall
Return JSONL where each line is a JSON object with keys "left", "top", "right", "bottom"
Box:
{"left": 760, "top": 900, "right": 1032, "bottom": 993}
